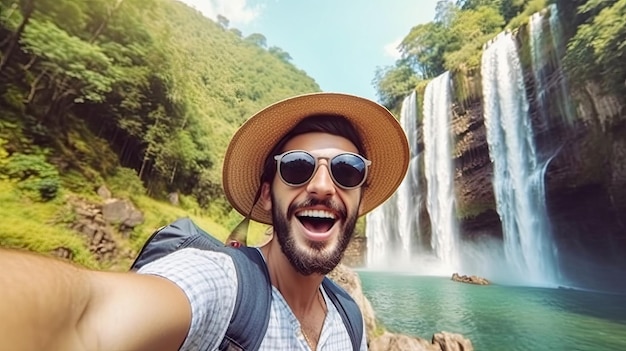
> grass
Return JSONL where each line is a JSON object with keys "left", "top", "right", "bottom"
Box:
{"left": 0, "top": 180, "right": 99, "bottom": 268}
{"left": 0, "top": 177, "right": 265, "bottom": 271}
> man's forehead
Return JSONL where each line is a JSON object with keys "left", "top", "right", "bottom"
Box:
{"left": 281, "top": 132, "right": 360, "bottom": 154}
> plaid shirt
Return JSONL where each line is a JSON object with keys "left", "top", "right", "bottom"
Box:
{"left": 138, "top": 248, "right": 367, "bottom": 350}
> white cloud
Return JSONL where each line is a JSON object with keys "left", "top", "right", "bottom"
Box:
{"left": 383, "top": 38, "right": 402, "bottom": 60}
{"left": 178, "top": 0, "right": 262, "bottom": 25}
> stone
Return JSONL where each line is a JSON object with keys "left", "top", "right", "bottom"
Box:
{"left": 97, "top": 185, "right": 112, "bottom": 200}
{"left": 432, "top": 331, "right": 474, "bottom": 351}
{"left": 168, "top": 192, "right": 180, "bottom": 206}
{"left": 369, "top": 331, "right": 438, "bottom": 351}
{"left": 451, "top": 273, "right": 490, "bottom": 285}
{"left": 101, "top": 199, "right": 144, "bottom": 228}
{"left": 50, "top": 247, "right": 73, "bottom": 260}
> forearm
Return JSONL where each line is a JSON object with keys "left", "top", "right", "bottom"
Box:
{"left": 0, "top": 248, "right": 93, "bottom": 350}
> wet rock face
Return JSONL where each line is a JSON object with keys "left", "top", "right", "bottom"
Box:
{"left": 448, "top": 72, "right": 626, "bottom": 291}
{"left": 547, "top": 183, "right": 626, "bottom": 291}
{"left": 451, "top": 100, "right": 501, "bottom": 240}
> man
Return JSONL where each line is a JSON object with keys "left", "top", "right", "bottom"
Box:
{"left": 0, "top": 92, "right": 409, "bottom": 350}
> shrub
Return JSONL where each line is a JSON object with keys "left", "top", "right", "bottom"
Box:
{"left": 1, "top": 152, "right": 60, "bottom": 201}
{"left": 106, "top": 167, "right": 146, "bottom": 198}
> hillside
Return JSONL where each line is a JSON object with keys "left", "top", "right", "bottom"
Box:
{"left": 0, "top": 0, "right": 320, "bottom": 268}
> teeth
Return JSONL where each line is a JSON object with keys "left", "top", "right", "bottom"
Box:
{"left": 297, "top": 210, "right": 336, "bottom": 219}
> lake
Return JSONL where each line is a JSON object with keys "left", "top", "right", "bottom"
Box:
{"left": 358, "top": 271, "right": 626, "bottom": 351}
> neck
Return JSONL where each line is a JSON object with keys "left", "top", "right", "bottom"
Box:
{"left": 260, "top": 239, "right": 325, "bottom": 315}
{"left": 261, "top": 238, "right": 329, "bottom": 350}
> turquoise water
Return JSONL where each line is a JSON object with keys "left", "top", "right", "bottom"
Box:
{"left": 358, "top": 271, "right": 626, "bottom": 351}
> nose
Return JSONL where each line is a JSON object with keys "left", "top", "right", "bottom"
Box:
{"left": 306, "top": 163, "right": 336, "bottom": 198}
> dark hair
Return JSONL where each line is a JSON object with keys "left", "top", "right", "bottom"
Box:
{"left": 260, "top": 114, "right": 366, "bottom": 184}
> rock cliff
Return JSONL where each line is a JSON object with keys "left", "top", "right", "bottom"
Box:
{"left": 440, "top": 51, "right": 626, "bottom": 292}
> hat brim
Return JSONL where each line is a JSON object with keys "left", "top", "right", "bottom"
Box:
{"left": 222, "top": 92, "right": 409, "bottom": 224}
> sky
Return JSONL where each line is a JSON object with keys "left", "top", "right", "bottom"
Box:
{"left": 176, "top": 0, "right": 438, "bottom": 102}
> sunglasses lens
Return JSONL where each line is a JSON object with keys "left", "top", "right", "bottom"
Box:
{"left": 279, "top": 152, "right": 316, "bottom": 185}
{"left": 331, "top": 154, "right": 367, "bottom": 188}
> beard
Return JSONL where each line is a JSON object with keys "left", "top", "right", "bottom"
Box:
{"left": 271, "top": 194, "right": 358, "bottom": 275}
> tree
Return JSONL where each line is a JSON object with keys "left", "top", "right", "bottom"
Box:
{"left": 435, "top": 0, "right": 458, "bottom": 26}
{"left": 229, "top": 28, "right": 242, "bottom": 38}
{"left": 268, "top": 46, "right": 292, "bottom": 62}
{"left": 443, "top": 5, "right": 504, "bottom": 70}
{"left": 372, "top": 60, "right": 421, "bottom": 109}
{"left": 217, "top": 14, "right": 229, "bottom": 29}
{"left": 245, "top": 33, "right": 267, "bottom": 48}
{"left": 499, "top": 0, "right": 527, "bottom": 22}
{"left": 0, "top": 0, "right": 34, "bottom": 73}
{"left": 456, "top": 0, "right": 501, "bottom": 10}
{"left": 563, "top": 0, "right": 626, "bottom": 95}
{"left": 399, "top": 22, "right": 450, "bottom": 79}
{"left": 20, "top": 19, "right": 121, "bottom": 123}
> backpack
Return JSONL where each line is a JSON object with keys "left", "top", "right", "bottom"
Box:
{"left": 130, "top": 217, "right": 364, "bottom": 351}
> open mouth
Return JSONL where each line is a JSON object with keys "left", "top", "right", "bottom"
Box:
{"left": 296, "top": 209, "right": 337, "bottom": 233}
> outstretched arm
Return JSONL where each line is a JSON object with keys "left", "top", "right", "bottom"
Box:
{"left": 0, "top": 248, "right": 191, "bottom": 351}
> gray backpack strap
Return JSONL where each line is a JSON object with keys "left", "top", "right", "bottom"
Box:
{"left": 220, "top": 247, "right": 272, "bottom": 350}
{"left": 130, "top": 218, "right": 272, "bottom": 351}
{"left": 322, "top": 277, "right": 364, "bottom": 351}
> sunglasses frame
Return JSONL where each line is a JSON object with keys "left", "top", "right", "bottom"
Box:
{"left": 273, "top": 150, "right": 371, "bottom": 190}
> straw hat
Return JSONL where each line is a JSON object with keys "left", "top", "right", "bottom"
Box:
{"left": 222, "top": 92, "right": 410, "bottom": 224}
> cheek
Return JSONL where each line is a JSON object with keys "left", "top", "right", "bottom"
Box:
{"left": 352, "top": 190, "right": 365, "bottom": 215}
{"left": 338, "top": 190, "right": 362, "bottom": 213}
{"left": 269, "top": 182, "right": 298, "bottom": 210}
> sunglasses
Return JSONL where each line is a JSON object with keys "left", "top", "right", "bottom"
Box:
{"left": 274, "top": 150, "right": 371, "bottom": 190}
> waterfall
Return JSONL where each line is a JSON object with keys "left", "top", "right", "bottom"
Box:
{"left": 366, "top": 90, "right": 453, "bottom": 275}
{"left": 423, "top": 71, "right": 460, "bottom": 269}
{"left": 529, "top": 7, "right": 550, "bottom": 123}
{"left": 365, "top": 191, "right": 399, "bottom": 269}
{"left": 366, "top": 92, "right": 419, "bottom": 270}
{"left": 529, "top": 4, "right": 576, "bottom": 126}
{"left": 481, "top": 31, "right": 559, "bottom": 286}
{"left": 396, "top": 90, "right": 421, "bottom": 258}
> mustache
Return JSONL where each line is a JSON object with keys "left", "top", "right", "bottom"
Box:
{"left": 287, "top": 197, "right": 346, "bottom": 218}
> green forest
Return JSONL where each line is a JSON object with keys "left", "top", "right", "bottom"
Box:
{"left": 0, "top": 0, "right": 320, "bottom": 267}
{"left": 374, "top": 0, "right": 626, "bottom": 112}
{"left": 1, "top": 0, "right": 624, "bottom": 269}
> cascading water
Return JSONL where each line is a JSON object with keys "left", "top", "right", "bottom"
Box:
{"left": 481, "top": 31, "right": 559, "bottom": 286}
{"left": 529, "top": 7, "right": 550, "bottom": 123}
{"left": 422, "top": 71, "right": 460, "bottom": 270}
{"left": 365, "top": 191, "right": 399, "bottom": 269}
{"left": 529, "top": 4, "right": 576, "bottom": 127}
{"left": 366, "top": 90, "right": 453, "bottom": 275}
{"left": 396, "top": 90, "right": 421, "bottom": 258}
{"left": 366, "top": 92, "right": 418, "bottom": 270}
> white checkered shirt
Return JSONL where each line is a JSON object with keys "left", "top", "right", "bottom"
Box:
{"left": 138, "top": 248, "right": 367, "bottom": 350}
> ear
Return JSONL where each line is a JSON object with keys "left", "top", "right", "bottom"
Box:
{"left": 259, "top": 182, "right": 272, "bottom": 211}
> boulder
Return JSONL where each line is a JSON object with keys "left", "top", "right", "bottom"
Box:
{"left": 451, "top": 273, "right": 490, "bottom": 285}
{"left": 101, "top": 198, "right": 144, "bottom": 229}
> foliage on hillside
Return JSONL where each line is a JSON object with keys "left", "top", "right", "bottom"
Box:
{"left": 0, "top": 0, "right": 321, "bottom": 260}
{"left": 373, "top": 0, "right": 626, "bottom": 110}
{"left": 559, "top": 0, "right": 626, "bottom": 97}
{"left": 0, "top": 0, "right": 319, "bottom": 220}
